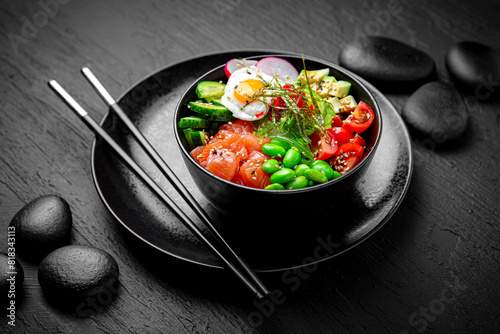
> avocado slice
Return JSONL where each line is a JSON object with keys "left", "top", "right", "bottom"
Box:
{"left": 327, "top": 97, "right": 342, "bottom": 114}
{"left": 339, "top": 95, "right": 358, "bottom": 112}
{"left": 296, "top": 68, "right": 330, "bottom": 84}
{"left": 329, "top": 80, "right": 351, "bottom": 98}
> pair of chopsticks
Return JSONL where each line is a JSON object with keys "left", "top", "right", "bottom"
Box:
{"left": 48, "top": 67, "right": 270, "bottom": 299}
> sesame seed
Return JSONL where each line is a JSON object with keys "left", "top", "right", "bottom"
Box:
{"left": 252, "top": 177, "right": 257, "bottom": 180}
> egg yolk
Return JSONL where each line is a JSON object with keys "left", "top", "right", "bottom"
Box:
{"left": 234, "top": 79, "right": 264, "bottom": 104}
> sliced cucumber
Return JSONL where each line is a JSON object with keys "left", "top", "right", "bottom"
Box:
{"left": 196, "top": 81, "right": 226, "bottom": 100}
{"left": 210, "top": 99, "right": 224, "bottom": 106}
{"left": 189, "top": 101, "right": 234, "bottom": 121}
{"left": 183, "top": 128, "right": 209, "bottom": 149}
{"left": 178, "top": 116, "right": 211, "bottom": 129}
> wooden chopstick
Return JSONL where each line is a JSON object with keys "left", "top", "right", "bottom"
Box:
{"left": 48, "top": 79, "right": 268, "bottom": 299}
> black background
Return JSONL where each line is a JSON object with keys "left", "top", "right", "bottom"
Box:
{"left": 1, "top": 0, "right": 499, "bottom": 333}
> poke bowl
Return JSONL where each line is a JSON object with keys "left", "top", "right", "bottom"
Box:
{"left": 174, "top": 54, "right": 382, "bottom": 225}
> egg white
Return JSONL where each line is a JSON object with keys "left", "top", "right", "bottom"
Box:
{"left": 221, "top": 67, "right": 277, "bottom": 121}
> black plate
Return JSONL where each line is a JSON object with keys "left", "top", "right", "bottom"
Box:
{"left": 91, "top": 50, "right": 413, "bottom": 272}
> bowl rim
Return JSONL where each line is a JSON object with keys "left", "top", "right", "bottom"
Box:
{"left": 174, "top": 53, "right": 383, "bottom": 193}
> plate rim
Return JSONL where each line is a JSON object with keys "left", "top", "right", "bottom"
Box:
{"left": 90, "top": 49, "right": 413, "bottom": 272}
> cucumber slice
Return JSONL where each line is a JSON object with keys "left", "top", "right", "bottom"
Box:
{"left": 210, "top": 99, "right": 224, "bottom": 106}
{"left": 196, "top": 81, "right": 226, "bottom": 100}
{"left": 178, "top": 116, "right": 211, "bottom": 129}
{"left": 183, "top": 128, "right": 209, "bottom": 149}
{"left": 189, "top": 101, "right": 234, "bottom": 121}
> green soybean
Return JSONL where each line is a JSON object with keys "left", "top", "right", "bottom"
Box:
{"left": 308, "top": 180, "right": 315, "bottom": 187}
{"left": 262, "top": 159, "right": 280, "bottom": 173}
{"left": 285, "top": 176, "right": 309, "bottom": 190}
{"left": 310, "top": 160, "right": 330, "bottom": 168}
{"left": 264, "top": 183, "right": 285, "bottom": 190}
{"left": 333, "top": 171, "right": 341, "bottom": 179}
{"left": 312, "top": 163, "right": 335, "bottom": 180}
{"left": 262, "top": 144, "right": 287, "bottom": 158}
{"left": 270, "top": 138, "right": 291, "bottom": 151}
{"left": 304, "top": 168, "right": 328, "bottom": 183}
{"left": 270, "top": 168, "right": 295, "bottom": 184}
{"left": 283, "top": 148, "right": 301, "bottom": 168}
{"left": 295, "top": 164, "right": 310, "bottom": 176}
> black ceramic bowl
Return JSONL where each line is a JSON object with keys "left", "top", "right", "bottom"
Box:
{"left": 174, "top": 55, "right": 382, "bottom": 224}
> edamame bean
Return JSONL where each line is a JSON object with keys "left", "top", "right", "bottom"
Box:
{"left": 283, "top": 148, "right": 301, "bottom": 168}
{"left": 304, "top": 168, "right": 328, "bottom": 183}
{"left": 262, "top": 144, "right": 287, "bottom": 158}
{"left": 294, "top": 164, "right": 310, "bottom": 176}
{"left": 285, "top": 176, "right": 309, "bottom": 190}
{"left": 333, "top": 171, "right": 341, "bottom": 179}
{"left": 270, "top": 138, "right": 291, "bottom": 151}
{"left": 270, "top": 168, "right": 295, "bottom": 184}
{"left": 312, "top": 163, "right": 335, "bottom": 180}
{"left": 264, "top": 183, "right": 285, "bottom": 190}
{"left": 308, "top": 180, "right": 315, "bottom": 187}
{"left": 262, "top": 159, "right": 280, "bottom": 173}
{"left": 310, "top": 160, "right": 330, "bottom": 168}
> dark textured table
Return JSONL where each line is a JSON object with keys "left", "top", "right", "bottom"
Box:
{"left": 1, "top": 0, "right": 499, "bottom": 333}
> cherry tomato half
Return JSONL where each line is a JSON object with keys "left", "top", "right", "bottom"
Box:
{"left": 351, "top": 134, "right": 366, "bottom": 148}
{"left": 311, "top": 132, "right": 337, "bottom": 160}
{"left": 334, "top": 142, "right": 364, "bottom": 158}
{"left": 327, "top": 127, "right": 353, "bottom": 149}
{"left": 331, "top": 142, "right": 365, "bottom": 174}
{"left": 342, "top": 101, "right": 375, "bottom": 135}
{"left": 331, "top": 115, "right": 343, "bottom": 128}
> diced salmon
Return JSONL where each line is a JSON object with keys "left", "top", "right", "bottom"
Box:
{"left": 190, "top": 145, "right": 205, "bottom": 161}
{"left": 204, "top": 150, "right": 240, "bottom": 181}
{"left": 239, "top": 151, "right": 272, "bottom": 189}
{"left": 219, "top": 119, "right": 254, "bottom": 133}
{"left": 240, "top": 132, "right": 270, "bottom": 154}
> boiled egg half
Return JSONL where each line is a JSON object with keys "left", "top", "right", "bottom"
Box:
{"left": 221, "top": 67, "right": 277, "bottom": 121}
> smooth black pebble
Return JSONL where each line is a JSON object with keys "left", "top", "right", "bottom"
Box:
{"left": 38, "top": 245, "right": 119, "bottom": 301}
{"left": 402, "top": 81, "right": 468, "bottom": 142}
{"left": 445, "top": 41, "right": 500, "bottom": 99}
{"left": 0, "top": 253, "right": 24, "bottom": 299}
{"left": 339, "top": 36, "right": 435, "bottom": 87}
{"left": 9, "top": 195, "right": 72, "bottom": 260}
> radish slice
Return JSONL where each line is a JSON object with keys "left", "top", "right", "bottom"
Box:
{"left": 256, "top": 57, "right": 299, "bottom": 82}
{"left": 224, "top": 59, "right": 258, "bottom": 78}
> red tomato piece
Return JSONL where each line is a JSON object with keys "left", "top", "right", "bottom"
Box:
{"left": 334, "top": 143, "right": 364, "bottom": 158}
{"left": 327, "top": 127, "right": 353, "bottom": 152}
{"left": 331, "top": 116, "right": 343, "bottom": 128}
{"left": 331, "top": 142, "right": 365, "bottom": 175}
{"left": 351, "top": 134, "right": 366, "bottom": 148}
{"left": 311, "top": 132, "right": 337, "bottom": 160}
{"left": 342, "top": 101, "right": 375, "bottom": 135}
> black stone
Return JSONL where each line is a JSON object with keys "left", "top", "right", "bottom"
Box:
{"left": 402, "top": 81, "right": 468, "bottom": 142}
{"left": 338, "top": 36, "right": 435, "bottom": 89}
{"left": 9, "top": 195, "right": 72, "bottom": 261}
{"left": 445, "top": 41, "right": 500, "bottom": 100}
{"left": 0, "top": 253, "right": 24, "bottom": 299}
{"left": 38, "top": 245, "right": 119, "bottom": 302}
